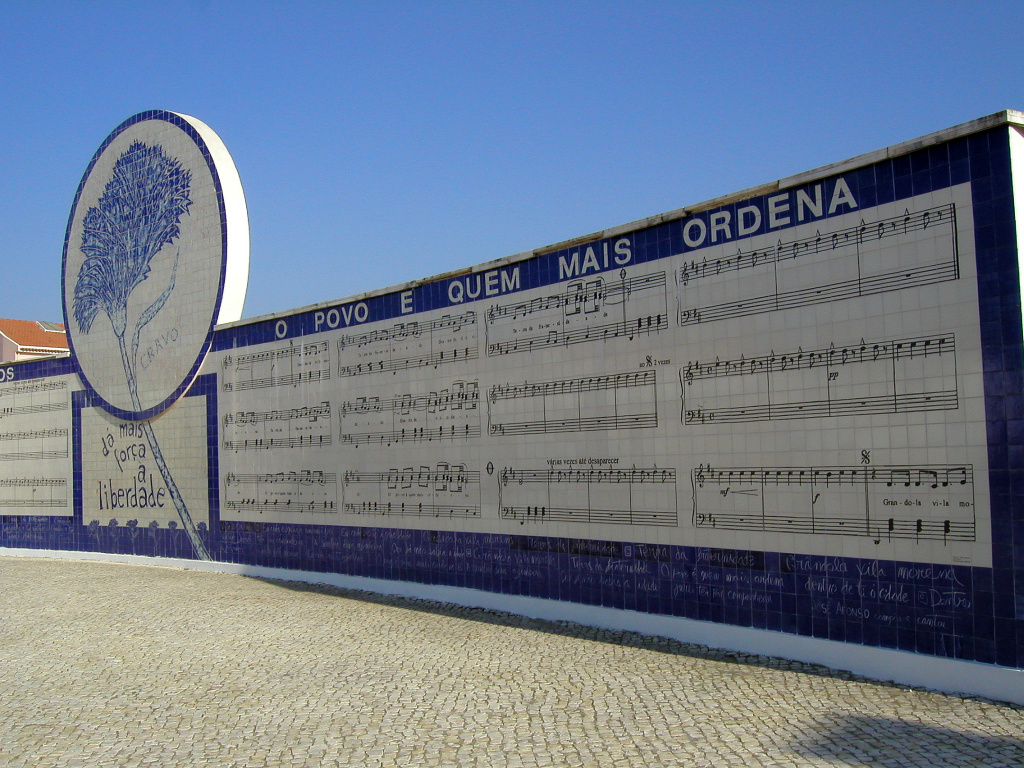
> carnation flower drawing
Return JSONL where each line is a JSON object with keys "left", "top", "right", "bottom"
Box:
{"left": 72, "top": 141, "right": 210, "bottom": 560}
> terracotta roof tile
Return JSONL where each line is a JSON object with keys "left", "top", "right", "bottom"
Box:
{"left": 0, "top": 319, "right": 68, "bottom": 350}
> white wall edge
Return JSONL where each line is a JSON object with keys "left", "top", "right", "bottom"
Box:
{"left": 1009, "top": 126, "right": 1024, "bottom": 334}
{"left": 5, "top": 547, "right": 1022, "bottom": 707}
{"left": 174, "top": 111, "right": 250, "bottom": 325}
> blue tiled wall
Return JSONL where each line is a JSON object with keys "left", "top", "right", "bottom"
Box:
{"left": 3, "top": 126, "right": 1022, "bottom": 671}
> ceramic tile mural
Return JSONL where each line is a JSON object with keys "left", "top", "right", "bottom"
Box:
{"left": 3, "top": 113, "right": 1023, "bottom": 686}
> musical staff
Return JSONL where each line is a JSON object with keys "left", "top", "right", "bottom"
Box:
{"left": 0, "top": 377, "right": 70, "bottom": 510}
{"left": 223, "top": 469, "right": 337, "bottom": 517}
{"left": 685, "top": 393, "right": 959, "bottom": 424}
{"left": 0, "top": 428, "right": 68, "bottom": 461}
{"left": 0, "top": 477, "right": 67, "bottom": 509}
{"left": 0, "top": 379, "right": 68, "bottom": 420}
{"left": 486, "top": 271, "right": 668, "bottom": 356}
{"left": 498, "top": 465, "right": 678, "bottom": 527}
{"left": 340, "top": 379, "right": 480, "bottom": 447}
{"left": 222, "top": 340, "right": 331, "bottom": 392}
{"left": 677, "top": 203, "right": 959, "bottom": 326}
{"left": 0, "top": 379, "right": 67, "bottom": 398}
{"left": 692, "top": 463, "right": 975, "bottom": 543}
{"left": 222, "top": 402, "right": 332, "bottom": 451}
{"left": 340, "top": 424, "right": 481, "bottom": 447}
{"left": 337, "top": 311, "right": 478, "bottom": 376}
{"left": 343, "top": 462, "right": 481, "bottom": 519}
{"left": 489, "top": 370, "right": 657, "bottom": 436}
{"left": 682, "top": 333, "right": 958, "bottom": 424}
{"left": 0, "top": 401, "right": 67, "bottom": 419}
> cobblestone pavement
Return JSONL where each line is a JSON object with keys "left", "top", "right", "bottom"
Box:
{"left": 2, "top": 556, "right": 1022, "bottom": 768}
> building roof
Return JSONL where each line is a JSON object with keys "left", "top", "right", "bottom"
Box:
{"left": 0, "top": 318, "right": 68, "bottom": 351}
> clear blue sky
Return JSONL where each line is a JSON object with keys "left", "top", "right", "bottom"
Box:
{"left": 2, "top": 1, "right": 1023, "bottom": 323}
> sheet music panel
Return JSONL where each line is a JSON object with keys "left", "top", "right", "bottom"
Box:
{"left": 0, "top": 377, "right": 73, "bottom": 517}
{"left": 215, "top": 181, "right": 990, "bottom": 567}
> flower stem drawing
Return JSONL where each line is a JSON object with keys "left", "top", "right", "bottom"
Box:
{"left": 73, "top": 141, "right": 210, "bottom": 560}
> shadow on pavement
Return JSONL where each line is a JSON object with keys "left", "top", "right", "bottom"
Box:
{"left": 791, "top": 713, "right": 1024, "bottom": 767}
{"left": 249, "top": 574, "right": 1023, "bottom": 709}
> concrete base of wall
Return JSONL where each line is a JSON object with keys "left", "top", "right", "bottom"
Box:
{"left": 6, "top": 546, "right": 1022, "bottom": 707}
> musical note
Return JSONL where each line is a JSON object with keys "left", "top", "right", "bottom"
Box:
{"left": 222, "top": 402, "right": 332, "bottom": 452}
{"left": 691, "top": 463, "right": 975, "bottom": 542}
{"left": 0, "top": 428, "right": 68, "bottom": 442}
{"left": 222, "top": 468, "right": 338, "bottom": 519}
{"left": 488, "top": 370, "right": 657, "bottom": 436}
{"left": 342, "top": 462, "right": 481, "bottom": 519}
{"left": 340, "top": 379, "right": 480, "bottom": 447}
{"left": 223, "top": 499, "right": 337, "bottom": 514}
{"left": 677, "top": 203, "right": 958, "bottom": 326}
{"left": 0, "top": 401, "right": 67, "bottom": 419}
{"left": 222, "top": 341, "right": 331, "bottom": 392}
{"left": 681, "top": 333, "right": 958, "bottom": 425}
{"left": 0, "top": 476, "right": 68, "bottom": 509}
{"left": 497, "top": 465, "right": 677, "bottom": 527}
{"left": 486, "top": 272, "right": 668, "bottom": 357}
{"left": 0, "top": 427, "right": 69, "bottom": 461}
{"left": 337, "top": 311, "right": 478, "bottom": 377}
{"left": 0, "top": 379, "right": 67, "bottom": 398}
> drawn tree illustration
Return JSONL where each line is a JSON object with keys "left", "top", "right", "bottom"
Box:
{"left": 72, "top": 141, "right": 210, "bottom": 560}
{"left": 148, "top": 519, "right": 160, "bottom": 555}
{"left": 127, "top": 518, "right": 139, "bottom": 554}
{"left": 167, "top": 519, "right": 179, "bottom": 557}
